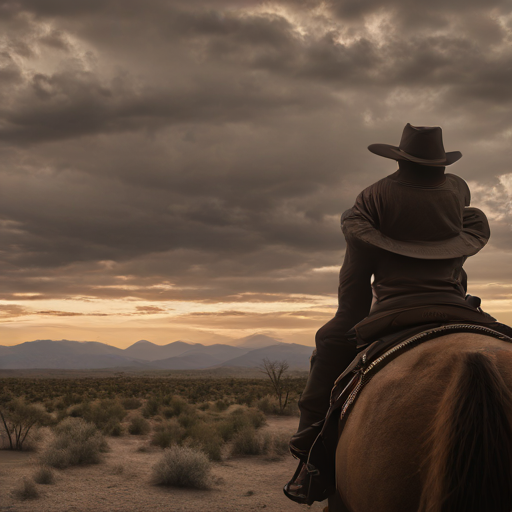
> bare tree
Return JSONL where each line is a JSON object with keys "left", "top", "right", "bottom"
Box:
{"left": 0, "top": 398, "right": 51, "bottom": 450}
{"left": 258, "top": 358, "right": 290, "bottom": 414}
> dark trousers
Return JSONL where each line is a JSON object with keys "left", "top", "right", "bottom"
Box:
{"left": 297, "top": 315, "right": 359, "bottom": 434}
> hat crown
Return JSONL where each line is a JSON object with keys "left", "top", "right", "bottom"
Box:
{"left": 399, "top": 124, "right": 446, "bottom": 160}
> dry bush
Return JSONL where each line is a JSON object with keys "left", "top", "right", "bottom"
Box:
{"left": 261, "top": 432, "right": 291, "bottom": 461}
{"left": 256, "top": 395, "right": 300, "bottom": 416}
{"left": 217, "top": 406, "right": 266, "bottom": 442}
{"left": 128, "top": 415, "right": 150, "bottom": 435}
{"left": 105, "top": 419, "right": 123, "bottom": 436}
{"left": 151, "top": 419, "right": 185, "bottom": 449}
{"left": 230, "top": 426, "right": 264, "bottom": 456}
{"left": 68, "top": 402, "right": 92, "bottom": 418}
{"left": 11, "top": 477, "right": 39, "bottom": 500}
{"left": 39, "top": 417, "right": 109, "bottom": 468}
{"left": 142, "top": 397, "right": 162, "bottom": 418}
{"left": 161, "top": 397, "right": 191, "bottom": 419}
{"left": 230, "top": 428, "right": 290, "bottom": 459}
{"left": 84, "top": 400, "right": 126, "bottom": 433}
{"left": 177, "top": 410, "right": 200, "bottom": 429}
{"left": 33, "top": 465, "right": 55, "bottom": 485}
{"left": 152, "top": 445, "right": 211, "bottom": 489}
{"left": 214, "top": 399, "right": 229, "bottom": 412}
{"left": 186, "top": 422, "right": 223, "bottom": 461}
{"left": 121, "top": 397, "right": 142, "bottom": 410}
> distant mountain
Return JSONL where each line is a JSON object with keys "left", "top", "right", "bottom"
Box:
{"left": 151, "top": 344, "right": 247, "bottom": 370}
{"left": 123, "top": 340, "right": 202, "bottom": 361}
{"left": 221, "top": 343, "right": 312, "bottom": 370}
{"left": 232, "top": 334, "right": 284, "bottom": 350}
{"left": 0, "top": 340, "right": 149, "bottom": 370}
{"left": 0, "top": 345, "right": 14, "bottom": 356}
{"left": 179, "top": 344, "right": 247, "bottom": 360}
{"left": 0, "top": 337, "right": 312, "bottom": 370}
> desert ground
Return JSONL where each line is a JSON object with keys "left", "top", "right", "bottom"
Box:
{"left": 0, "top": 416, "right": 327, "bottom": 512}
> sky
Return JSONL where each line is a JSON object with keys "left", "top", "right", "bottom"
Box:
{"left": 1, "top": 0, "right": 512, "bottom": 348}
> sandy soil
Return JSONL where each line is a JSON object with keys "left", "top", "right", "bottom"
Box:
{"left": 0, "top": 417, "right": 327, "bottom": 512}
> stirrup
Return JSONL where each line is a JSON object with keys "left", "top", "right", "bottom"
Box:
{"left": 283, "top": 461, "right": 309, "bottom": 504}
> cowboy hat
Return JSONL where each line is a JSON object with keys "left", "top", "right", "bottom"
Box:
{"left": 368, "top": 123, "right": 462, "bottom": 167}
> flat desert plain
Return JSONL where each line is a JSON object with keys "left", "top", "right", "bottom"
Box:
{"left": 0, "top": 416, "right": 327, "bottom": 512}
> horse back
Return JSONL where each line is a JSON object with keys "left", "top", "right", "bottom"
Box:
{"left": 336, "top": 333, "right": 512, "bottom": 512}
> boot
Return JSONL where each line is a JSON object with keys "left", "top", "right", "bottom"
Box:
{"left": 283, "top": 461, "right": 310, "bottom": 504}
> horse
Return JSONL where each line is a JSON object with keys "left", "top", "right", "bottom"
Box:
{"left": 328, "top": 332, "right": 512, "bottom": 512}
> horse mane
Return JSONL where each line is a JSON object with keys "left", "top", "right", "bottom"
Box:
{"left": 419, "top": 351, "right": 512, "bottom": 512}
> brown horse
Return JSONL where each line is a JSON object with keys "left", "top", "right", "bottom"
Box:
{"left": 329, "top": 332, "right": 512, "bottom": 512}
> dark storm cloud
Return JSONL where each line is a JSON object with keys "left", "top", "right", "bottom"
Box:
{"left": 1, "top": 0, "right": 512, "bottom": 306}
{"left": 1, "top": 1, "right": 511, "bottom": 146}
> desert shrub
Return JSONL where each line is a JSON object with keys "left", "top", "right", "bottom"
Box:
{"left": 121, "top": 397, "right": 142, "bottom": 410}
{"left": 0, "top": 376, "right": 309, "bottom": 407}
{"left": 83, "top": 399, "right": 126, "bottom": 433}
{"left": 152, "top": 446, "right": 211, "bottom": 489}
{"left": 226, "top": 407, "right": 266, "bottom": 433}
{"left": 214, "top": 407, "right": 265, "bottom": 443}
{"left": 187, "top": 422, "right": 223, "bottom": 461}
{"left": 128, "top": 415, "right": 150, "bottom": 435}
{"left": 68, "top": 402, "right": 92, "bottom": 418}
{"left": 11, "top": 477, "right": 39, "bottom": 500}
{"left": 54, "top": 398, "right": 68, "bottom": 411}
{"left": 214, "top": 399, "right": 229, "bottom": 412}
{"left": 151, "top": 419, "right": 185, "bottom": 449}
{"left": 43, "top": 400, "right": 56, "bottom": 413}
{"left": 216, "top": 419, "right": 237, "bottom": 442}
{"left": 161, "top": 397, "right": 191, "bottom": 419}
{"left": 142, "top": 397, "right": 162, "bottom": 418}
{"left": 177, "top": 410, "right": 200, "bottom": 429}
{"left": 33, "top": 465, "right": 55, "bottom": 485}
{"left": 261, "top": 432, "right": 290, "bottom": 460}
{"left": 230, "top": 426, "right": 264, "bottom": 456}
{"left": 255, "top": 396, "right": 281, "bottom": 415}
{"left": 104, "top": 419, "right": 123, "bottom": 437}
{"left": 39, "top": 417, "right": 109, "bottom": 468}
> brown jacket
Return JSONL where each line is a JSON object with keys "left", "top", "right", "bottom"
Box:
{"left": 337, "top": 170, "right": 494, "bottom": 345}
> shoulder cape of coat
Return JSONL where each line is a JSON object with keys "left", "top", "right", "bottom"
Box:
{"left": 341, "top": 173, "right": 490, "bottom": 260}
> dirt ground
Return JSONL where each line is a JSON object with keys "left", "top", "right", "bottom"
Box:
{"left": 0, "top": 416, "right": 327, "bottom": 512}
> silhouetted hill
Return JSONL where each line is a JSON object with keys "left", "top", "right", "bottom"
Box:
{"left": 221, "top": 343, "right": 312, "bottom": 369}
{"left": 0, "top": 337, "right": 312, "bottom": 370}
{"left": 123, "top": 340, "right": 202, "bottom": 361}
{"left": 232, "top": 334, "right": 284, "bottom": 349}
{"left": 150, "top": 344, "right": 247, "bottom": 369}
{"left": 0, "top": 340, "right": 149, "bottom": 370}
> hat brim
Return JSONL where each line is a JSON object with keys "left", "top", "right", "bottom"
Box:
{"left": 368, "top": 144, "right": 462, "bottom": 167}
{"left": 341, "top": 207, "right": 489, "bottom": 259}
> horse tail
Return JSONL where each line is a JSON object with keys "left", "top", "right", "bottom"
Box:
{"left": 419, "top": 351, "right": 512, "bottom": 512}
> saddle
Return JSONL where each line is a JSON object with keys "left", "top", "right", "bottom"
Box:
{"left": 301, "top": 322, "right": 512, "bottom": 505}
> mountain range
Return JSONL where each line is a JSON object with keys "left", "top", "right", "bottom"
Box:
{"left": 0, "top": 334, "right": 313, "bottom": 370}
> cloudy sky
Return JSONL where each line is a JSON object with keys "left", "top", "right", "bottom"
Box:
{"left": 1, "top": 0, "right": 511, "bottom": 348}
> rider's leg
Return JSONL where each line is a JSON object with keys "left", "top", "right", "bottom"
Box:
{"left": 284, "top": 317, "right": 358, "bottom": 504}
{"left": 292, "top": 315, "right": 358, "bottom": 454}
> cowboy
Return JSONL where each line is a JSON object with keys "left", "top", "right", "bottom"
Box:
{"left": 284, "top": 123, "right": 512, "bottom": 504}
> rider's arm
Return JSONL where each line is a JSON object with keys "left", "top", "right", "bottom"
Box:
{"left": 336, "top": 234, "right": 374, "bottom": 330}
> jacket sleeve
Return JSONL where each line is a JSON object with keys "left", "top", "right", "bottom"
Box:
{"left": 336, "top": 234, "right": 374, "bottom": 332}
